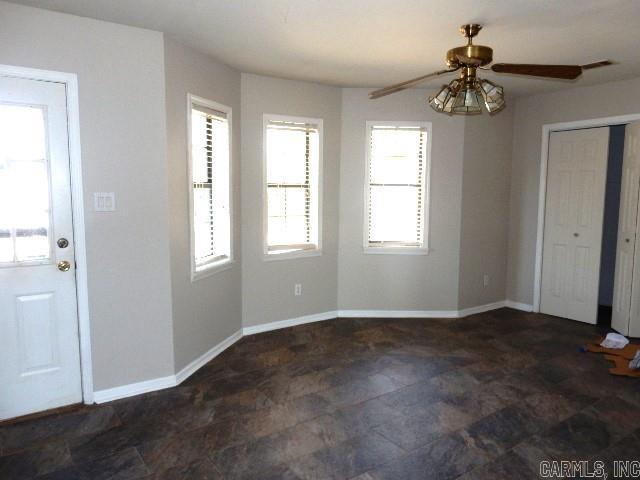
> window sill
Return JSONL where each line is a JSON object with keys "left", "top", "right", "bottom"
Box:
{"left": 363, "top": 247, "right": 430, "bottom": 255}
{"left": 191, "top": 258, "right": 234, "bottom": 282}
{"left": 264, "top": 248, "right": 322, "bottom": 262}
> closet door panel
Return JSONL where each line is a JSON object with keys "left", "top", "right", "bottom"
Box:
{"left": 541, "top": 128, "right": 609, "bottom": 324}
{"left": 612, "top": 121, "right": 640, "bottom": 335}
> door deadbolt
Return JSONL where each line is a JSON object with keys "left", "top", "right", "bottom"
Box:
{"left": 57, "top": 238, "right": 69, "bottom": 248}
{"left": 57, "top": 260, "right": 71, "bottom": 272}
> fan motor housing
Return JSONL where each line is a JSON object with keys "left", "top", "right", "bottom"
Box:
{"left": 446, "top": 45, "right": 493, "bottom": 68}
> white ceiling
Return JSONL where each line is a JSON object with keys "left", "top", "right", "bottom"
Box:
{"left": 10, "top": 0, "right": 640, "bottom": 96}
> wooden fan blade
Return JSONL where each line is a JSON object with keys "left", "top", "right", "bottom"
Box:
{"left": 369, "top": 68, "right": 458, "bottom": 99}
{"left": 582, "top": 60, "right": 613, "bottom": 70}
{"left": 491, "top": 63, "right": 583, "bottom": 79}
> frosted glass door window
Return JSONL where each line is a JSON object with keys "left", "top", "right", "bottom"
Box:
{"left": 0, "top": 104, "right": 51, "bottom": 264}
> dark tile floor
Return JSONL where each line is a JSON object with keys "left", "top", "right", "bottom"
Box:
{"left": 1, "top": 308, "right": 639, "bottom": 479}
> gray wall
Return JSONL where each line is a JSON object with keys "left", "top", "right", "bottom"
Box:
{"left": 458, "top": 109, "right": 514, "bottom": 309}
{"left": 0, "top": 1, "right": 175, "bottom": 390}
{"left": 507, "top": 77, "right": 640, "bottom": 306}
{"left": 337, "top": 88, "right": 466, "bottom": 311}
{"left": 241, "top": 73, "right": 341, "bottom": 327}
{"left": 164, "top": 38, "right": 243, "bottom": 371}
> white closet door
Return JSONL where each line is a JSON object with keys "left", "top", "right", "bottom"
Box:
{"left": 540, "top": 128, "right": 609, "bottom": 324}
{"left": 612, "top": 121, "right": 640, "bottom": 336}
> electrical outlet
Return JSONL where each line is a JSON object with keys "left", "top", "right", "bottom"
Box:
{"left": 294, "top": 283, "right": 302, "bottom": 296}
{"left": 483, "top": 274, "right": 490, "bottom": 287}
{"left": 94, "top": 192, "right": 116, "bottom": 212}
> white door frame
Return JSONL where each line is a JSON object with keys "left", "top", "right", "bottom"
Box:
{"left": 533, "top": 113, "right": 640, "bottom": 313}
{"left": 0, "top": 64, "right": 94, "bottom": 404}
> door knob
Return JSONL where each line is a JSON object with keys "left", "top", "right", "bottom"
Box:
{"left": 573, "top": 233, "right": 579, "bottom": 237}
{"left": 626, "top": 238, "right": 631, "bottom": 243}
{"left": 57, "top": 260, "right": 71, "bottom": 272}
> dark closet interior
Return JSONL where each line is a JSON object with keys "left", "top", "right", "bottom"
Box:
{"left": 598, "top": 124, "right": 626, "bottom": 326}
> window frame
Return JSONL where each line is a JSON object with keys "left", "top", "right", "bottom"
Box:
{"left": 187, "top": 94, "right": 234, "bottom": 281}
{"left": 363, "top": 120, "right": 432, "bottom": 255}
{"left": 262, "top": 113, "right": 323, "bottom": 261}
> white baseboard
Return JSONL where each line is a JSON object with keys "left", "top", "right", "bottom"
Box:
{"left": 457, "top": 300, "right": 508, "bottom": 317}
{"left": 505, "top": 300, "right": 534, "bottom": 312}
{"left": 243, "top": 311, "right": 339, "bottom": 336}
{"left": 337, "top": 309, "right": 459, "bottom": 318}
{"left": 337, "top": 301, "right": 507, "bottom": 319}
{"left": 93, "top": 375, "right": 176, "bottom": 404}
{"left": 242, "top": 302, "right": 507, "bottom": 335}
{"left": 174, "top": 330, "right": 243, "bottom": 385}
{"left": 93, "top": 300, "right": 525, "bottom": 404}
{"left": 93, "top": 329, "right": 243, "bottom": 404}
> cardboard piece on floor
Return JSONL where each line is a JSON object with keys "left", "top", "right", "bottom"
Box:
{"left": 586, "top": 337, "right": 640, "bottom": 360}
{"left": 603, "top": 354, "right": 640, "bottom": 378}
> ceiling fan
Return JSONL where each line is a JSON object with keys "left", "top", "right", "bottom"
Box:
{"left": 369, "top": 24, "right": 613, "bottom": 115}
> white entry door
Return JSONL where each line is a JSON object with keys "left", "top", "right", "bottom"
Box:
{"left": 0, "top": 75, "right": 82, "bottom": 420}
{"left": 540, "top": 128, "right": 609, "bottom": 324}
{"left": 612, "top": 121, "right": 640, "bottom": 336}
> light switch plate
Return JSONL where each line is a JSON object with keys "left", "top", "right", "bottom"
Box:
{"left": 94, "top": 192, "right": 116, "bottom": 212}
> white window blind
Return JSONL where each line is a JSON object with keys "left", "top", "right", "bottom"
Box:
{"left": 190, "top": 102, "right": 231, "bottom": 275}
{"left": 265, "top": 118, "right": 320, "bottom": 254}
{"left": 366, "top": 123, "right": 429, "bottom": 249}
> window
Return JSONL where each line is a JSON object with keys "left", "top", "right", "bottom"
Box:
{"left": 188, "top": 95, "right": 232, "bottom": 279}
{"left": 365, "top": 121, "right": 430, "bottom": 253}
{"left": 0, "top": 104, "right": 51, "bottom": 265}
{"left": 264, "top": 115, "right": 322, "bottom": 258}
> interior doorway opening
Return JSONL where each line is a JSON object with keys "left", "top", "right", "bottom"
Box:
{"left": 597, "top": 124, "right": 626, "bottom": 327}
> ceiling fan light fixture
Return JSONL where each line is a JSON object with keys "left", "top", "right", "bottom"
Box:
{"left": 428, "top": 77, "right": 505, "bottom": 115}
{"left": 479, "top": 79, "right": 506, "bottom": 114}
{"left": 451, "top": 85, "right": 482, "bottom": 115}
{"left": 428, "top": 83, "right": 457, "bottom": 113}
{"left": 373, "top": 25, "right": 612, "bottom": 116}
